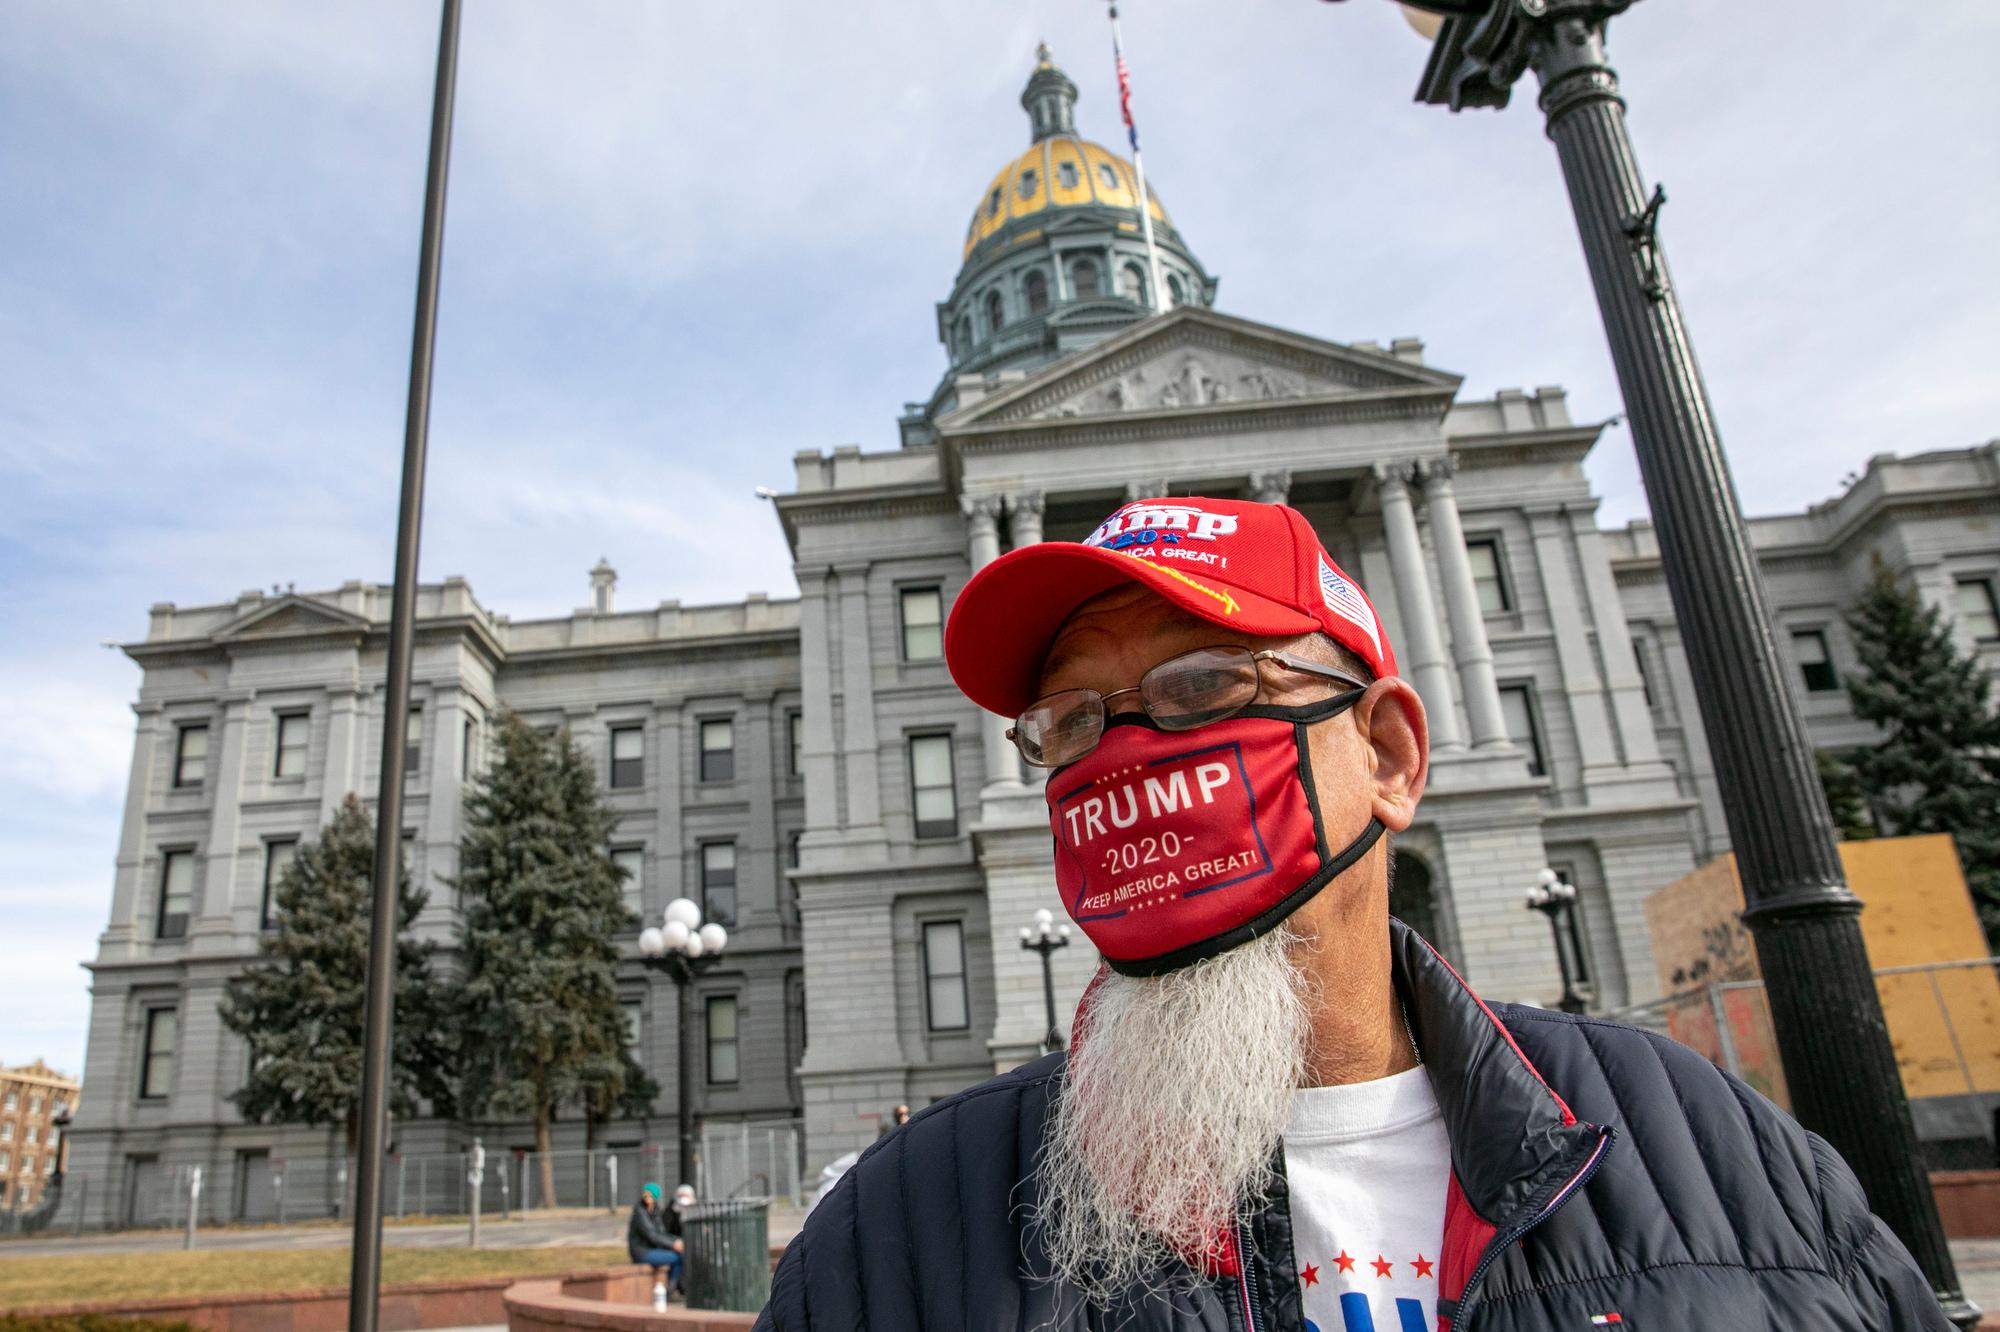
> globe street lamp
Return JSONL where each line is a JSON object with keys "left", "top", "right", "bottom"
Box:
{"left": 1314, "top": 1, "right": 1973, "bottom": 1318}
{"left": 1019, "top": 908, "right": 1072, "bottom": 1055}
{"left": 639, "top": 898, "right": 728, "bottom": 1191}
{"left": 1524, "top": 868, "right": 1586, "bottom": 1015}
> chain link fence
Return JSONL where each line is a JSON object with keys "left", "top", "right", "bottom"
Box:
{"left": 696, "top": 1119, "right": 804, "bottom": 1206}
{"left": 1602, "top": 957, "right": 2000, "bottom": 1169}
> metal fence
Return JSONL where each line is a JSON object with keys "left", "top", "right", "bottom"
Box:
{"left": 696, "top": 1120, "right": 804, "bottom": 1207}
{"left": 1600, "top": 956, "right": 2000, "bottom": 1169}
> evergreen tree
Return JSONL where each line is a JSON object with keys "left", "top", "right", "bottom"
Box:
{"left": 220, "top": 795, "right": 455, "bottom": 1163}
{"left": 1815, "top": 749, "right": 1877, "bottom": 843}
{"left": 454, "top": 713, "right": 651, "bottom": 1206}
{"left": 1843, "top": 559, "right": 2000, "bottom": 946}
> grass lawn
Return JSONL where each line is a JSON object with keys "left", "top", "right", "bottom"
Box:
{"left": 0, "top": 1246, "right": 628, "bottom": 1309}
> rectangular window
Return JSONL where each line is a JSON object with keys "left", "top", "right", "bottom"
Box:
{"left": 28, "top": 1095, "right": 42, "bottom": 1115}
{"left": 19, "top": 1157, "right": 30, "bottom": 1178}
{"left": 173, "top": 725, "right": 208, "bottom": 788}
{"left": 1498, "top": 686, "right": 1546, "bottom": 778}
{"left": 909, "top": 734, "right": 958, "bottom": 839}
{"left": 1956, "top": 578, "right": 2000, "bottom": 641}
{"left": 1, "top": 1092, "right": 11, "bottom": 1111}
{"left": 610, "top": 726, "right": 644, "bottom": 788}
{"left": 273, "top": 712, "right": 308, "bottom": 778}
{"left": 610, "top": 846, "right": 644, "bottom": 916}
{"left": 900, "top": 587, "right": 944, "bottom": 661}
{"left": 1792, "top": 629, "right": 1839, "bottom": 693}
{"left": 923, "top": 920, "right": 970, "bottom": 1031}
{"left": 699, "top": 719, "right": 735, "bottom": 783}
{"left": 25, "top": 1125, "right": 37, "bottom": 1145}
{"left": 461, "top": 716, "right": 479, "bottom": 778}
{"left": 0, "top": 1153, "right": 8, "bottom": 1172}
{"left": 1467, "top": 539, "right": 1511, "bottom": 616}
{"left": 404, "top": 706, "right": 423, "bottom": 775}
{"left": 620, "top": 999, "right": 643, "bottom": 1050}
{"left": 787, "top": 711, "right": 803, "bottom": 778}
{"left": 140, "top": 1008, "right": 178, "bottom": 1099}
{"left": 1631, "top": 636, "right": 1656, "bottom": 708}
{"left": 157, "top": 850, "right": 194, "bottom": 939}
{"left": 701, "top": 842, "right": 737, "bottom": 928}
{"left": 260, "top": 839, "right": 298, "bottom": 931}
{"left": 705, "top": 995, "right": 740, "bottom": 1085}
{"left": 0, "top": 1123, "right": 10, "bottom": 1141}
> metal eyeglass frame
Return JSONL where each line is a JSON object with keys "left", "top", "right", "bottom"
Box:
{"left": 1006, "top": 645, "right": 1373, "bottom": 768}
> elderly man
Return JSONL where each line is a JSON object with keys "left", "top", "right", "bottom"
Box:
{"left": 758, "top": 498, "right": 1950, "bottom": 1331}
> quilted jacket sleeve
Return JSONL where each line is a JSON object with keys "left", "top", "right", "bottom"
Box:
{"left": 1808, "top": 1132, "right": 1958, "bottom": 1331}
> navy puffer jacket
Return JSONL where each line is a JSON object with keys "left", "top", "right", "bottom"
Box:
{"left": 758, "top": 921, "right": 1952, "bottom": 1330}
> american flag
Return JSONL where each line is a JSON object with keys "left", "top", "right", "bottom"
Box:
{"left": 1115, "top": 49, "right": 1139, "bottom": 152}
{"left": 1319, "top": 556, "right": 1382, "bottom": 657}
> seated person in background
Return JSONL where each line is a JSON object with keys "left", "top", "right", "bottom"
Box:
{"left": 627, "top": 1182, "right": 684, "bottom": 1306}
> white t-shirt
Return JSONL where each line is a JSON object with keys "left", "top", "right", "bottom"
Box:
{"left": 1283, "top": 1065, "right": 1452, "bottom": 1332}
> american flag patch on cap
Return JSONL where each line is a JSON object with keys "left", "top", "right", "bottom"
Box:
{"left": 1319, "top": 555, "right": 1382, "bottom": 658}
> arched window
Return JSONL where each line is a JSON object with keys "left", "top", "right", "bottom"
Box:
{"left": 1057, "top": 161, "right": 1079, "bottom": 189}
{"left": 1119, "top": 262, "right": 1147, "bottom": 305}
{"left": 954, "top": 316, "right": 971, "bottom": 356}
{"left": 1069, "top": 259, "right": 1100, "bottom": 300}
{"left": 987, "top": 186, "right": 1003, "bottom": 219}
{"left": 1388, "top": 850, "right": 1443, "bottom": 952}
{"left": 985, "top": 290, "right": 1004, "bottom": 333}
{"left": 1018, "top": 169, "right": 1039, "bottom": 201}
{"left": 1024, "top": 269, "right": 1049, "bottom": 316}
{"left": 1098, "top": 163, "right": 1120, "bottom": 191}
{"left": 1167, "top": 274, "right": 1186, "bottom": 306}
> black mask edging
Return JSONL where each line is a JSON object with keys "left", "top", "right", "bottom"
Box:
{"left": 1103, "top": 817, "right": 1386, "bottom": 978}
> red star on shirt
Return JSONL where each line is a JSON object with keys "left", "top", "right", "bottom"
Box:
{"left": 1334, "top": 1250, "right": 1356, "bottom": 1275}
{"left": 1412, "top": 1254, "right": 1435, "bottom": 1279}
{"left": 1300, "top": 1264, "right": 1320, "bottom": 1288}
{"left": 1372, "top": 1255, "right": 1394, "bottom": 1278}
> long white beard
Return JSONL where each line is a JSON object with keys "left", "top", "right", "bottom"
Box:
{"left": 1034, "top": 927, "right": 1313, "bottom": 1306}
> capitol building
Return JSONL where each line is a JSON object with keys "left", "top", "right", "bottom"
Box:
{"left": 66, "top": 50, "right": 2000, "bottom": 1226}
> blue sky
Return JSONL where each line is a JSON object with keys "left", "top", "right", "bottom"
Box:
{"left": 3, "top": 1, "right": 1995, "bottom": 1079}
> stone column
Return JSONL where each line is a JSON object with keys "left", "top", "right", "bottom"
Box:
{"left": 834, "top": 563, "right": 884, "bottom": 829}
{"left": 1248, "top": 470, "right": 1292, "bottom": 505}
{"left": 419, "top": 684, "right": 466, "bottom": 935}
{"left": 1373, "top": 463, "right": 1463, "bottom": 752}
{"left": 319, "top": 684, "right": 362, "bottom": 824}
{"left": 962, "top": 496, "right": 1020, "bottom": 792}
{"left": 1006, "top": 491, "right": 1045, "bottom": 548}
{"left": 1570, "top": 510, "right": 1664, "bottom": 765}
{"left": 1125, "top": 477, "right": 1165, "bottom": 502}
{"left": 1419, "top": 458, "right": 1509, "bottom": 749}
{"left": 103, "top": 703, "right": 165, "bottom": 951}
{"left": 192, "top": 690, "right": 253, "bottom": 948}
{"left": 794, "top": 568, "right": 840, "bottom": 831}
{"left": 1527, "top": 506, "right": 1619, "bottom": 773}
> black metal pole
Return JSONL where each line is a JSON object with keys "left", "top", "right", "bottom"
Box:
{"left": 348, "top": 5, "right": 460, "bottom": 1330}
{"left": 1039, "top": 946, "right": 1061, "bottom": 1052}
{"left": 1519, "top": 18, "right": 1971, "bottom": 1322}
{"left": 677, "top": 961, "right": 696, "bottom": 1190}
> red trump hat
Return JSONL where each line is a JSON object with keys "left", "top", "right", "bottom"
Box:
{"left": 945, "top": 496, "right": 1397, "bottom": 717}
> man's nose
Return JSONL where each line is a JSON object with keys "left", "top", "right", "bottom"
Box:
{"left": 1101, "top": 684, "right": 1146, "bottom": 717}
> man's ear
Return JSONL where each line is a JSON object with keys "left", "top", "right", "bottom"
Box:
{"left": 1356, "top": 677, "right": 1428, "bottom": 832}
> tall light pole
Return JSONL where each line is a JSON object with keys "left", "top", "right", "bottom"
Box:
{"left": 1524, "top": 868, "right": 1586, "bottom": 1015}
{"left": 1019, "top": 908, "right": 1071, "bottom": 1054}
{"left": 639, "top": 899, "right": 729, "bottom": 1191}
{"left": 1320, "top": 1, "right": 1974, "bottom": 1320}
{"left": 349, "top": 5, "right": 460, "bottom": 1332}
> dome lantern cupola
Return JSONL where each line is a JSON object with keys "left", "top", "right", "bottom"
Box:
{"left": 908, "top": 45, "right": 1218, "bottom": 436}
{"left": 1022, "top": 43, "right": 1078, "bottom": 141}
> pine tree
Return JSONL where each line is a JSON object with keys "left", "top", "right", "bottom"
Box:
{"left": 1815, "top": 749, "right": 1877, "bottom": 843}
{"left": 220, "top": 795, "right": 455, "bottom": 1164}
{"left": 454, "top": 713, "right": 652, "bottom": 1207}
{"left": 1843, "top": 559, "right": 2000, "bottom": 946}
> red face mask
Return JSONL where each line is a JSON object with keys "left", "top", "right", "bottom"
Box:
{"left": 1047, "top": 694, "right": 1383, "bottom": 976}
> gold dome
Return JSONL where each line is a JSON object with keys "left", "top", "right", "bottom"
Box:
{"left": 962, "top": 135, "right": 1172, "bottom": 261}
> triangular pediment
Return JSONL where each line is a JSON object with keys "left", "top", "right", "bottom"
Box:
{"left": 941, "top": 306, "right": 1460, "bottom": 429}
{"left": 218, "top": 596, "right": 369, "bottom": 641}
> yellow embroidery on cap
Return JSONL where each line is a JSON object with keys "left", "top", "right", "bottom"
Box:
{"left": 1157, "top": 565, "right": 1240, "bottom": 616}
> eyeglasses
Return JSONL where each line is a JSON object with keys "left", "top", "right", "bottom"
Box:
{"left": 1008, "top": 644, "right": 1371, "bottom": 769}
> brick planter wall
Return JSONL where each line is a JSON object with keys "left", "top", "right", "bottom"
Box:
{"left": 503, "top": 1273, "right": 758, "bottom": 1332}
{"left": 1932, "top": 1170, "right": 2000, "bottom": 1239}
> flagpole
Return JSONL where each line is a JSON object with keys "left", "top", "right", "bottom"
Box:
{"left": 1108, "top": 3, "right": 1167, "bottom": 312}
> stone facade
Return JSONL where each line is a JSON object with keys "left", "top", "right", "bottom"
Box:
{"left": 65, "top": 50, "right": 2000, "bottom": 1223}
